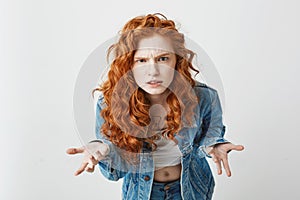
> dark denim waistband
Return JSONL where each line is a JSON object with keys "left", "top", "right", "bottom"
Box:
{"left": 151, "top": 179, "right": 182, "bottom": 200}
{"left": 152, "top": 179, "right": 180, "bottom": 187}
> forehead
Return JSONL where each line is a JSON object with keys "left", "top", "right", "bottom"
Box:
{"left": 134, "top": 48, "right": 172, "bottom": 57}
{"left": 135, "top": 34, "right": 174, "bottom": 57}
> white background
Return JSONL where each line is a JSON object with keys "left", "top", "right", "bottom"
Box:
{"left": 1, "top": 0, "right": 300, "bottom": 199}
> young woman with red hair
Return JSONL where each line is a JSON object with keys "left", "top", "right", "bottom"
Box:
{"left": 67, "top": 13, "right": 244, "bottom": 200}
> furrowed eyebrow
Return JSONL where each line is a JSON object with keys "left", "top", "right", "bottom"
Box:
{"left": 134, "top": 53, "right": 171, "bottom": 59}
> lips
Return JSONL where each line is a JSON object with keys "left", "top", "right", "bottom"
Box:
{"left": 146, "top": 80, "right": 163, "bottom": 88}
{"left": 146, "top": 80, "right": 163, "bottom": 84}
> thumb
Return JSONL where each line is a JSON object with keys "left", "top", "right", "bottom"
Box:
{"left": 66, "top": 147, "right": 85, "bottom": 155}
{"left": 231, "top": 144, "right": 244, "bottom": 151}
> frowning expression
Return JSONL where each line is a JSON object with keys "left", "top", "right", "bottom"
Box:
{"left": 132, "top": 34, "right": 177, "bottom": 95}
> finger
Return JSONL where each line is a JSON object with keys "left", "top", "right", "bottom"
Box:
{"left": 212, "top": 157, "right": 218, "bottom": 163}
{"left": 211, "top": 153, "right": 218, "bottom": 163}
{"left": 93, "top": 151, "right": 104, "bottom": 161}
{"left": 89, "top": 154, "right": 99, "bottom": 165}
{"left": 221, "top": 157, "right": 231, "bottom": 177}
{"left": 66, "top": 147, "right": 85, "bottom": 155}
{"left": 215, "top": 159, "right": 222, "bottom": 175}
{"left": 236, "top": 145, "right": 245, "bottom": 151}
{"left": 75, "top": 161, "right": 88, "bottom": 176}
{"left": 228, "top": 144, "right": 245, "bottom": 152}
{"left": 85, "top": 162, "right": 95, "bottom": 173}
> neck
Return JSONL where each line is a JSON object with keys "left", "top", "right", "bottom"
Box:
{"left": 147, "top": 90, "right": 170, "bottom": 105}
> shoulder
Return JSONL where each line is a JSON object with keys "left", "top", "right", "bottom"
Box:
{"left": 193, "top": 80, "right": 218, "bottom": 100}
{"left": 94, "top": 91, "right": 107, "bottom": 110}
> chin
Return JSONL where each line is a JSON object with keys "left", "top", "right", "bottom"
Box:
{"left": 144, "top": 87, "right": 167, "bottom": 95}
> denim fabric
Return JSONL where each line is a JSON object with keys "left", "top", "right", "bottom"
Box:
{"left": 150, "top": 179, "right": 182, "bottom": 200}
{"left": 95, "top": 81, "right": 228, "bottom": 200}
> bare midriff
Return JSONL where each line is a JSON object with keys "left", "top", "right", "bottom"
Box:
{"left": 153, "top": 163, "right": 182, "bottom": 182}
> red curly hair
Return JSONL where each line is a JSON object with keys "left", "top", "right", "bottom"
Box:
{"left": 93, "top": 13, "right": 199, "bottom": 154}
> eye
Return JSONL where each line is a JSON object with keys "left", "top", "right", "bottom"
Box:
{"left": 135, "top": 58, "right": 147, "bottom": 63}
{"left": 158, "top": 56, "right": 169, "bottom": 62}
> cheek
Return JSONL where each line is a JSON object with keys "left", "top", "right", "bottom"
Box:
{"left": 162, "top": 67, "right": 175, "bottom": 81}
{"left": 169, "top": 56, "right": 177, "bottom": 68}
{"left": 132, "top": 67, "right": 145, "bottom": 84}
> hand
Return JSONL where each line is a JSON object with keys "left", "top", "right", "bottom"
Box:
{"left": 66, "top": 142, "right": 109, "bottom": 176}
{"left": 208, "top": 143, "right": 244, "bottom": 177}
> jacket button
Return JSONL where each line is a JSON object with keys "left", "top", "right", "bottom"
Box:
{"left": 144, "top": 175, "right": 150, "bottom": 181}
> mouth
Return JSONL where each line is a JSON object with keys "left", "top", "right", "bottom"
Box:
{"left": 146, "top": 80, "right": 163, "bottom": 88}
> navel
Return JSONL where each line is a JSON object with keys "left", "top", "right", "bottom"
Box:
{"left": 163, "top": 171, "right": 170, "bottom": 177}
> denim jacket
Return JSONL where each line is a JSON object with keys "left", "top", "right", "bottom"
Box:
{"left": 95, "top": 81, "right": 228, "bottom": 200}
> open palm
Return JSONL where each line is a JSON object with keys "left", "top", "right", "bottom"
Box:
{"left": 208, "top": 143, "right": 244, "bottom": 177}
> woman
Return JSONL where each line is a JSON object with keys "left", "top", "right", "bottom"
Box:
{"left": 67, "top": 13, "right": 244, "bottom": 200}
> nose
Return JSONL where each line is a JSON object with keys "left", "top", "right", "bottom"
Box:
{"left": 147, "top": 60, "right": 159, "bottom": 76}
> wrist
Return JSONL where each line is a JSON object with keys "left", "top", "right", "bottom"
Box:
{"left": 205, "top": 146, "right": 214, "bottom": 154}
{"left": 89, "top": 140, "right": 110, "bottom": 156}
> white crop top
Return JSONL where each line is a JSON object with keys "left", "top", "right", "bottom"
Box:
{"left": 152, "top": 135, "right": 182, "bottom": 170}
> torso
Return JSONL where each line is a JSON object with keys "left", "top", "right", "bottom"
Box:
{"left": 149, "top": 95, "right": 182, "bottom": 182}
{"left": 154, "top": 164, "right": 182, "bottom": 182}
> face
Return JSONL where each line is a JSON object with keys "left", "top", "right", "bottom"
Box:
{"left": 132, "top": 34, "right": 177, "bottom": 96}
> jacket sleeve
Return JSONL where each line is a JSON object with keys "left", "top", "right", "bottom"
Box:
{"left": 198, "top": 86, "right": 229, "bottom": 157}
{"left": 95, "top": 95, "right": 130, "bottom": 181}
